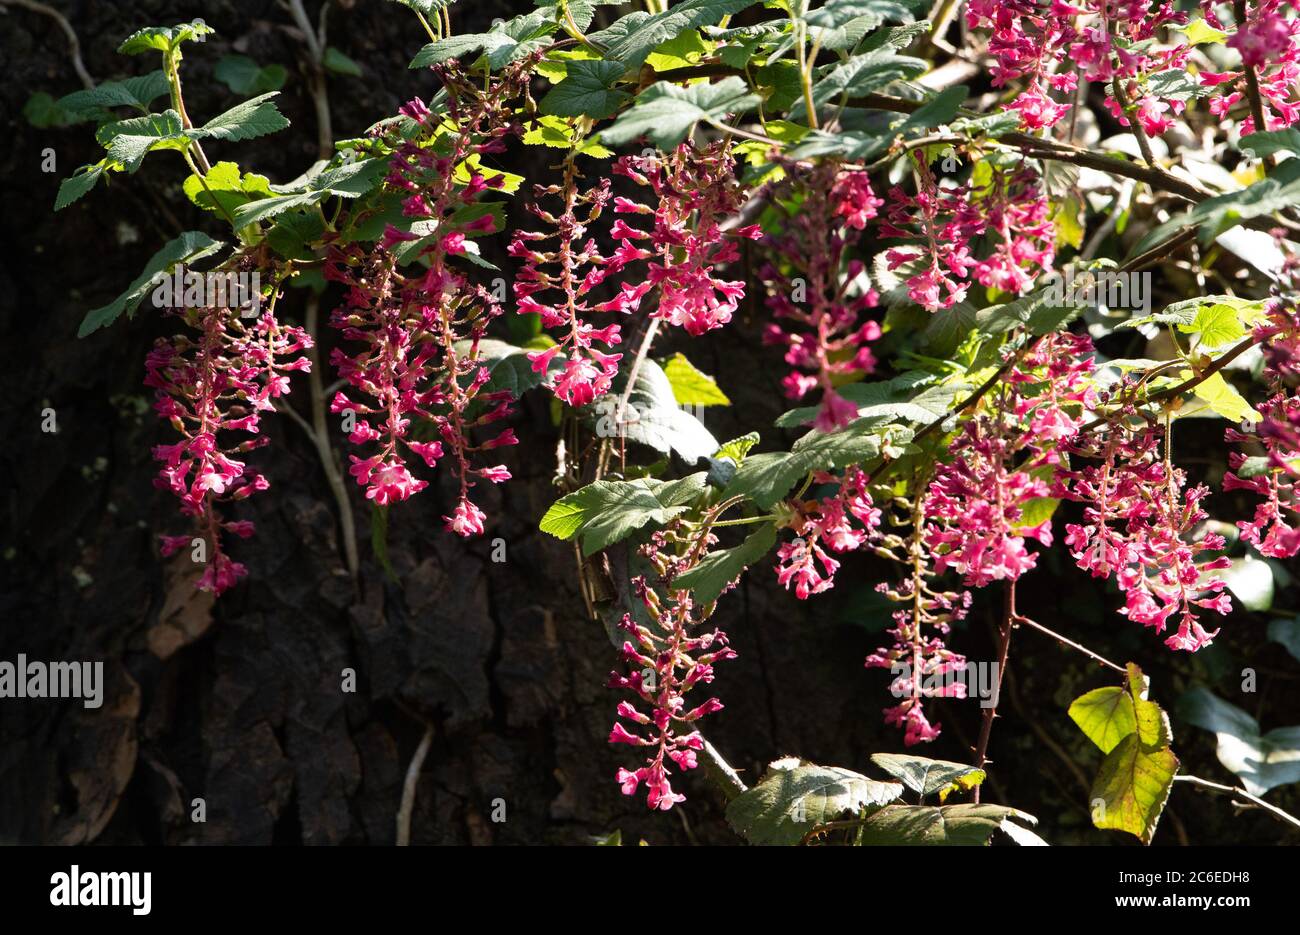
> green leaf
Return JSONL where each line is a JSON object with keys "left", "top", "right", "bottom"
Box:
{"left": 859, "top": 803, "right": 1039, "bottom": 845}
{"left": 323, "top": 46, "right": 363, "bottom": 77}
{"left": 1179, "top": 303, "right": 1246, "bottom": 348}
{"left": 1125, "top": 663, "right": 1172, "bottom": 749}
{"left": 1190, "top": 372, "right": 1260, "bottom": 425}
{"left": 454, "top": 338, "right": 557, "bottom": 399}
{"left": 97, "top": 110, "right": 188, "bottom": 171}
{"left": 899, "top": 86, "right": 969, "bottom": 132}
{"left": 77, "top": 231, "right": 224, "bottom": 337}
{"left": 602, "top": 76, "right": 760, "bottom": 148}
{"left": 231, "top": 158, "right": 386, "bottom": 227}
{"left": 54, "top": 164, "right": 107, "bottom": 211}
{"left": 590, "top": 359, "right": 719, "bottom": 463}
{"left": 1240, "top": 129, "right": 1300, "bottom": 159}
{"left": 540, "top": 474, "right": 709, "bottom": 555}
{"left": 723, "top": 420, "right": 901, "bottom": 510}
{"left": 1069, "top": 687, "right": 1137, "bottom": 755}
{"left": 539, "top": 60, "right": 631, "bottom": 119}
{"left": 409, "top": 8, "right": 557, "bottom": 69}
{"left": 1180, "top": 17, "right": 1231, "bottom": 46}
{"left": 789, "top": 49, "right": 927, "bottom": 122}
{"left": 213, "top": 55, "right": 287, "bottom": 95}
{"left": 181, "top": 161, "right": 273, "bottom": 215}
{"left": 714, "top": 432, "right": 760, "bottom": 463}
{"left": 601, "top": 0, "right": 760, "bottom": 70}
{"left": 774, "top": 377, "right": 938, "bottom": 429}
{"left": 1144, "top": 69, "right": 1214, "bottom": 102}
{"left": 726, "top": 762, "right": 903, "bottom": 845}
{"left": 1090, "top": 734, "right": 1179, "bottom": 845}
{"left": 1267, "top": 617, "right": 1300, "bottom": 664}
{"left": 869, "top": 754, "right": 986, "bottom": 797}
{"left": 56, "top": 71, "right": 171, "bottom": 117}
{"left": 663, "top": 353, "right": 730, "bottom": 406}
{"left": 386, "top": 0, "right": 460, "bottom": 14}
{"left": 673, "top": 523, "right": 777, "bottom": 604}
{"left": 1129, "top": 157, "right": 1300, "bottom": 257}
{"left": 118, "top": 20, "right": 215, "bottom": 57}
{"left": 197, "top": 92, "right": 290, "bottom": 143}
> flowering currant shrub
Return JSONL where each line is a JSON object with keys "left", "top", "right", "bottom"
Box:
{"left": 52, "top": 0, "right": 1300, "bottom": 845}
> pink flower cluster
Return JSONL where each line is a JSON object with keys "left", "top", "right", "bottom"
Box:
{"left": 881, "top": 155, "right": 1054, "bottom": 313}
{"left": 759, "top": 163, "right": 884, "bottom": 432}
{"left": 328, "top": 68, "right": 523, "bottom": 536}
{"left": 1225, "top": 284, "right": 1300, "bottom": 557}
{"left": 1062, "top": 415, "right": 1231, "bottom": 652}
{"left": 608, "top": 529, "right": 737, "bottom": 810}
{"left": 509, "top": 165, "right": 624, "bottom": 407}
{"left": 148, "top": 297, "right": 312, "bottom": 595}
{"left": 1204, "top": 1, "right": 1300, "bottom": 132}
{"left": 925, "top": 333, "right": 1096, "bottom": 587}
{"left": 966, "top": 0, "right": 1191, "bottom": 136}
{"left": 774, "top": 467, "right": 882, "bottom": 598}
{"left": 607, "top": 142, "right": 760, "bottom": 336}
{"left": 865, "top": 580, "right": 972, "bottom": 746}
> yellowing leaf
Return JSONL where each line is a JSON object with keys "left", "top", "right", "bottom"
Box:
{"left": 1189, "top": 371, "right": 1260, "bottom": 423}
{"left": 663, "top": 352, "right": 731, "bottom": 406}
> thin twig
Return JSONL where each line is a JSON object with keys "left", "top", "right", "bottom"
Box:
{"left": 396, "top": 722, "right": 435, "bottom": 845}
{"left": 305, "top": 295, "right": 360, "bottom": 579}
{"left": 284, "top": 0, "right": 334, "bottom": 160}
{"left": 1014, "top": 613, "right": 1126, "bottom": 673}
{"left": 1, "top": 0, "right": 94, "bottom": 89}
{"left": 1174, "top": 774, "right": 1300, "bottom": 830}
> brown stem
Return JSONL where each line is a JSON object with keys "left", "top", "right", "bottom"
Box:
{"left": 285, "top": 0, "right": 333, "bottom": 160}
{"left": 1079, "top": 334, "right": 1259, "bottom": 433}
{"left": 1235, "top": 0, "right": 1273, "bottom": 165}
{"left": 1013, "top": 613, "right": 1126, "bottom": 673}
{"left": 972, "top": 581, "right": 1015, "bottom": 802}
{"left": 1111, "top": 75, "right": 1157, "bottom": 169}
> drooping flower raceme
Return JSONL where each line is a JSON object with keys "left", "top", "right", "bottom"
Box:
{"left": 149, "top": 285, "right": 312, "bottom": 595}
{"left": 510, "top": 158, "right": 624, "bottom": 407}
{"left": 1062, "top": 408, "right": 1232, "bottom": 652}
{"left": 1225, "top": 276, "right": 1300, "bottom": 557}
{"left": 759, "top": 162, "right": 884, "bottom": 432}
{"left": 328, "top": 66, "right": 523, "bottom": 535}
{"left": 608, "top": 527, "right": 737, "bottom": 810}
{"left": 606, "top": 142, "right": 761, "bottom": 336}
{"left": 1203, "top": 1, "right": 1300, "bottom": 132}
{"left": 866, "top": 490, "right": 973, "bottom": 747}
{"left": 881, "top": 154, "right": 1055, "bottom": 313}
{"left": 966, "top": 1, "right": 1192, "bottom": 136}
{"left": 774, "top": 467, "right": 883, "bottom": 598}
{"left": 925, "top": 332, "right": 1097, "bottom": 587}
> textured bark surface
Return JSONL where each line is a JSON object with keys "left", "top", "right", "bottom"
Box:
{"left": 2, "top": 0, "right": 1296, "bottom": 847}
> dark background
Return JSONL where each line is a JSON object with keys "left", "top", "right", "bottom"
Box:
{"left": 1, "top": 0, "right": 1297, "bottom": 845}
